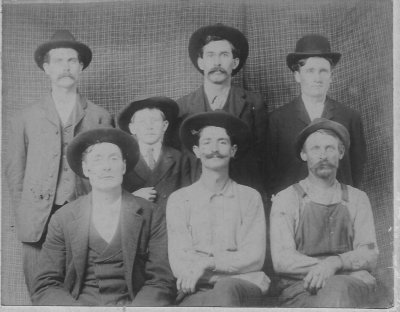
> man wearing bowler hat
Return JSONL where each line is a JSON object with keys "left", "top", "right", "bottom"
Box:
{"left": 5, "top": 29, "right": 113, "bottom": 294}
{"left": 265, "top": 34, "right": 366, "bottom": 197}
{"left": 117, "top": 97, "right": 188, "bottom": 214}
{"left": 270, "top": 118, "right": 378, "bottom": 308}
{"left": 166, "top": 111, "right": 269, "bottom": 306}
{"left": 32, "top": 128, "right": 176, "bottom": 306}
{"left": 176, "top": 23, "right": 268, "bottom": 194}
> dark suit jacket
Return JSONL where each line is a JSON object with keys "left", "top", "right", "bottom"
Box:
{"left": 122, "top": 146, "right": 187, "bottom": 213}
{"left": 265, "top": 96, "right": 367, "bottom": 196}
{"left": 31, "top": 191, "right": 176, "bottom": 306}
{"left": 176, "top": 85, "right": 268, "bottom": 192}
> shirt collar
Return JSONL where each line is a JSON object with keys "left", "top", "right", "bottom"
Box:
{"left": 193, "top": 178, "right": 235, "bottom": 201}
{"left": 138, "top": 141, "right": 162, "bottom": 160}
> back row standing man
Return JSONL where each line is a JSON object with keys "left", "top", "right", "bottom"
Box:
{"left": 176, "top": 23, "right": 268, "bottom": 194}
{"left": 5, "top": 30, "right": 113, "bottom": 294}
{"left": 266, "top": 34, "right": 367, "bottom": 197}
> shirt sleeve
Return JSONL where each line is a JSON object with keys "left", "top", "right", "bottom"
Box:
{"left": 166, "top": 191, "right": 209, "bottom": 277}
{"left": 212, "top": 191, "right": 266, "bottom": 274}
{"left": 5, "top": 114, "right": 26, "bottom": 210}
{"left": 270, "top": 188, "right": 320, "bottom": 278}
{"left": 338, "top": 190, "right": 379, "bottom": 271}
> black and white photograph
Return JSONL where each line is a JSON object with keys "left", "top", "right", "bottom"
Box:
{"left": 1, "top": 0, "right": 395, "bottom": 310}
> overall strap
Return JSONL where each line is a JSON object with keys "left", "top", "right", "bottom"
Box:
{"left": 340, "top": 183, "right": 349, "bottom": 202}
{"left": 292, "top": 183, "right": 307, "bottom": 198}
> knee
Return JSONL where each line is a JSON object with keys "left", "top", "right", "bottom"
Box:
{"left": 315, "top": 275, "right": 369, "bottom": 308}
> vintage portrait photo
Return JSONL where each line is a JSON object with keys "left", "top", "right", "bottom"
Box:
{"left": 1, "top": 0, "right": 395, "bottom": 310}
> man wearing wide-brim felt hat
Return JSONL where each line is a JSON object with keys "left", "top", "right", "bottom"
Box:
{"left": 117, "top": 97, "right": 188, "bottom": 214}
{"left": 175, "top": 23, "right": 268, "bottom": 195}
{"left": 265, "top": 33, "right": 367, "bottom": 197}
{"left": 31, "top": 128, "right": 176, "bottom": 306}
{"left": 167, "top": 111, "right": 270, "bottom": 307}
{"left": 5, "top": 29, "right": 113, "bottom": 294}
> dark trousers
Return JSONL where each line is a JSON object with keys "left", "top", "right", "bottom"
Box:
{"left": 178, "top": 277, "right": 263, "bottom": 307}
{"left": 22, "top": 203, "right": 65, "bottom": 296}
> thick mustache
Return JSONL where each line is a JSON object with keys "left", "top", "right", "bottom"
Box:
{"left": 205, "top": 152, "right": 224, "bottom": 159}
{"left": 209, "top": 67, "right": 227, "bottom": 74}
{"left": 58, "top": 73, "right": 75, "bottom": 80}
{"left": 314, "top": 161, "right": 335, "bottom": 168}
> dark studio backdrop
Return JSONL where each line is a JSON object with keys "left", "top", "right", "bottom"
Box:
{"left": 1, "top": 0, "right": 393, "bottom": 306}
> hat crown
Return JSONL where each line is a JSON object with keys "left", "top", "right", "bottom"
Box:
{"left": 50, "top": 29, "right": 77, "bottom": 43}
{"left": 295, "top": 34, "right": 332, "bottom": 54}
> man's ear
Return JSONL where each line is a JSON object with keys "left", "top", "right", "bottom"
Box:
{"left": 128, "top": 122, "right": 137, "bottom": 135}
{"left": 231, "top": 144, "right": 238, "bottom": 158}
{"left": 197, "top": 57, "right": 205, "bottom": 71}
{"left": 122, "top": 159, "right": 126, "bottom": 175}
{"left": 162, "top": 120, "right": 169, "bottom": 132}
{"left": 43, "top": 62, "right": 50, "bottom": 74}
{"left": 232, "top": 58, "right": 239, "bottom": 69}
{"left": 82, "top": 161, "right": 90, "bottom": 178}
{"left": 193, "top": 145, "right": 201, "bottom": 159}
{"left": 300, "top": 150, "right": 307, "bottom": 162}
{"left": 294, "top": 71, "right": 301, "bottom": 83}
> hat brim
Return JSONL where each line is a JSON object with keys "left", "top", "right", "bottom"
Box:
{"left": 188, "top": 24, "right": 249, "bottom": 76}
{"left": 286, "top": 52, "right": 341, "bottom": 71}
{"left": 117, "top": 97, "right": 179, "bottom": 134}
{"left": 180, "top": 111, "right": 250, "bottom": 155}
{"left": 34, "top": 40, "right": 92, "bottom": 70}
{"left": 67, "top": 128, "right": 140, "bottom": 178}
{"left": 295, "top": 118, "right": 350, "bottom": 160}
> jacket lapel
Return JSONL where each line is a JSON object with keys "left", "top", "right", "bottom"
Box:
{"left": 120, "top": 191, "right": 143, "bottom": 298}
{"left": 68, "top": 194, "right": 91, "bottom": 287}
{"left": 293, "top": 96, "right": 311, "bottom": 126}
{"left": 149, "top": 147, "right": 175, "bottom": 185}
{"left": 322, "top": 97, "right": 336, "bottom": 120}
{"left": 42, "top": 93, "right": 61, "bottom": 128}
{"left": 226, "top": 86, "right": 248, "bottom": 118}
{"left": 134, "top": 156, "right": 151, "bottom": 181}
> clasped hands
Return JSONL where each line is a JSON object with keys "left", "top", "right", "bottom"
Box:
{"left": 303, "top": 255, "right": 343, "bottom": 294}
{"left": 176, "top": 257, "right": 215, "bottom": 295}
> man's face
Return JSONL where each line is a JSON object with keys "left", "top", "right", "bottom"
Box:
{"left": 82, "top": 142, "right": 126, "bottom": 191}
{"left": 300, "top": 131, "right": 344, "bottom": 179}
{"left": 128, "top": 108, "right": 168, "bottom": 145}
{"left": 43, "top": 48, "right": 83, "bottom": 89}
{"left": 197, "top": 40, "right": 239, "bottom": 84}
{"left": 295, "top": 57, "right": 332, "bottom": 99}
{"left": 193, "top": 126, "right": 237, "bottom": 171}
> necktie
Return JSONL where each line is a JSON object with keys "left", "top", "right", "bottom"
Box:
{"left": 146, "top": 147, "right": 156, "bottom": 170}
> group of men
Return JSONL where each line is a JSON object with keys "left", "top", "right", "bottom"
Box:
{"left": 5, "top": 24, "right": 378, "bottom": 308}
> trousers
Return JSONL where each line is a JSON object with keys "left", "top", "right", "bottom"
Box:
{"left": 179, "top": 277, "right": 263, "bottom": 307}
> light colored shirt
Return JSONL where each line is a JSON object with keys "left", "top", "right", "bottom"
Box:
{"left": 138, "top": 141, "right": 162, "bottom": 167}
{"left": 302, "top": 95, "right": 324, "bottom": 121}
{"left": 270, "top": 178, "right": 379, "bottom": 277}
{"left": 166, "top": 179, "right": 269, "bottom": 293}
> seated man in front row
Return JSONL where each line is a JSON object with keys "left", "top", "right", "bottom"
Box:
{"left": 270, "top": 118, "right": 378, "bottom": 308}
{"left": 166, "top": 111, "right": 270, "bottom": 306}
{"left": 31, "top": 128, "right": 176, "bottom": 306}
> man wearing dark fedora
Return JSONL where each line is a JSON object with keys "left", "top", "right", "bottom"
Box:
{"left": 31, "top": 128, "right": 176, "bottom": 306}
{"left": 117, "top": 97, "right": 188, "bottom": 215}
{"left": 265, "top": 34, "right": 366, "bottom": 197}
{"left": 5, "top": 29, "right": 113, "bottom": 294}
{"left": 166, "top": 111, "right": 269, "bottom": 306}
{"left": 270, "top": 118, "right": 378, "bottom": 308}
{"left": 176, "top": 23, "right": 268, "bottom": 194}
